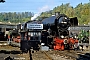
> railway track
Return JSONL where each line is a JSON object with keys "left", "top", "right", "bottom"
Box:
{"left": 0, "top": 41, "right": 8, "bottom": 46}
{"left": 44, "top": 50, "right": 74, "bottom": 60}
{"left": 58, "top": 50, "right": 79, "bottom": 60}
{"left": 44, "top": 50, "right": 90, "bottom": 60}
{"left": 42, "top": 51, "right": 53, "bottom": 60}
{"left": 0, "top": 45, "right": 28, "bottom": 60}
{"left": 0, "top": 45, "right": 20, "bottom": 51}
{"left": 31, "top": 51, "right": 53, "bottom": 60}
{"left": 0, "top": 44, "right": 90, "bottom": 60}
{"left": 31, "top": 50, "right": 80, "bottom": 60}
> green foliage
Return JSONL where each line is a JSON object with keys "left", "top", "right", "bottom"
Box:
{"left": 78, "top": 30, "right": 89, "bottom": 43}
{"left": 0, "top": 12, "right": 33, "bottom": 23}
{"left": 78, "top": 30, "right": 89, "bottom": 38}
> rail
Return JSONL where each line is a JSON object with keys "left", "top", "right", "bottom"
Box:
{"left": 42, "top": 51, "right": 53, "bottom": 60}
{"left": 0, "top": 41, "right": 8, "bottom": 46}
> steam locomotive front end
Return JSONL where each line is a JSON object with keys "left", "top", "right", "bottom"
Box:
{"left": 55, "top": 15, "right": 70, "bottom": 39}
{"left": 58, "top": 16, "right": 70, "bottom": 30}
{"left": 53, "top": 13, "right": 79, "bottom": 50}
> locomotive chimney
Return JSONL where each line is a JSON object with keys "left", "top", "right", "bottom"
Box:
{"left": 55, "top": 12, "right": 60, "bottom": 17}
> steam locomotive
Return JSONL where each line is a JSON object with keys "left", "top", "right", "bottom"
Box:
{"left": 12, "top": 12, "right": 78, "bottom": 52}
{"left": 40, "top": 12, "right": 78, "bottom": 50}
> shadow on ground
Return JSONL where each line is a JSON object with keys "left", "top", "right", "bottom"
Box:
{"left": 77, "top": 53, "right": 90, "bottom": 60}
{"left": 0, "top": 50, "right": 22, "bottom": 54}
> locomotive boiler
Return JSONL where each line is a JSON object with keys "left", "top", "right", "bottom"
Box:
{"left": 41, "top": 12, "right": 78, "bottom": 37}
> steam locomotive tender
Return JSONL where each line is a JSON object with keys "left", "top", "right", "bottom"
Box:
{"left": 20, "top": 20, "right": 43, "bottom": 52}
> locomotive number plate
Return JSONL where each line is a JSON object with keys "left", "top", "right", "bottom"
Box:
{"left": 27, "top": 24, "right": 43, "bottom": 29}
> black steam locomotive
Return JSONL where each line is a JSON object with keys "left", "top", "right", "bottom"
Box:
{"left": 19, "top": 12, "right": 78, "bottom": 52}
{"left": 40, "top": 12, "right": 78, "bottom": 50}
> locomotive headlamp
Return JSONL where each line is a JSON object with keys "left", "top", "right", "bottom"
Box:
{"left": 61, "top": 35, "right": 64, "bottom": 38}
{"left": 64, "top": 17, "right": 67, "bottom": 19}
{"left": 41, "top": 43, "right": 45, "bottom": 45}
{"left": 61, "top": 22, "right": 67, "bottom": 24}
{"left": 31, "top": 32, "right": 33, "bottom": 36}
{"left": 74, "top": 36, "right": 77, "bottom": 38}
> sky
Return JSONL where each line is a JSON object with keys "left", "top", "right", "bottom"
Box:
{"left": 0, "top": 0, "right": 89, "bottom": 13}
